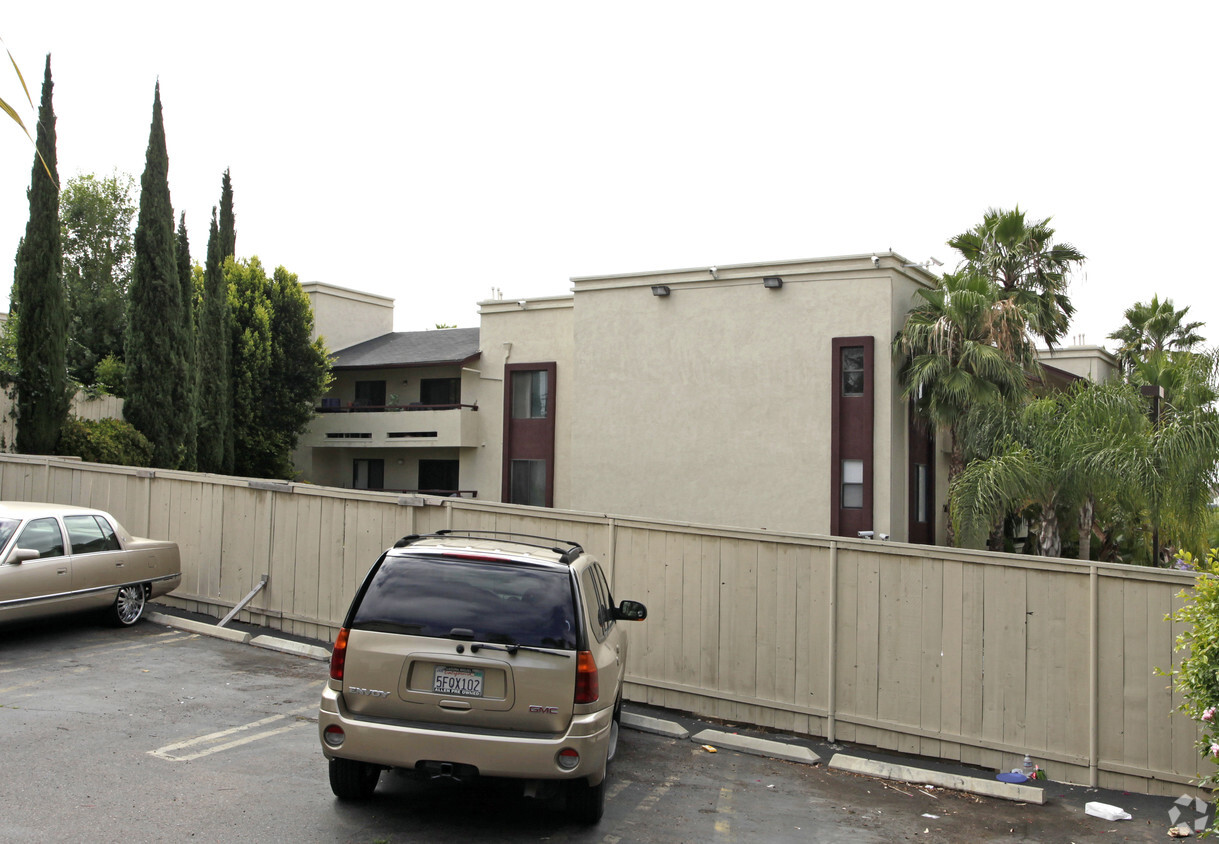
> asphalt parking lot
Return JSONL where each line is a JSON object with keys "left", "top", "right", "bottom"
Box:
{"left": 0, "top": 610, "right": 1193, "bottom": 843}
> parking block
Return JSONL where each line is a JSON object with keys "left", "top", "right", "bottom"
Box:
{"left": 829, "top": 753, "right": 1046, "bottom": 804}
{"left": 250, "top": 634, "right": 331, "bottom": 661}
{"left": 622, "top": 711, "right": 691, "bottom": 739}
{"left": 690, "top": 728, "right": 820, "bottom": 765}
{"left": 147, "top": 612, "right": 251, "bottom": 644}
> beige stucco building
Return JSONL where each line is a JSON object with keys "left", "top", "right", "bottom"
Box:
{"left": 296, "top": 255, "right": 1116, "bottom": 545}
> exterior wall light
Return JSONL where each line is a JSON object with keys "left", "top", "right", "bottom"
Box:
{"left": 651, "top": 285, "right": 671, "bottom": 297}
{"left": 762, "top": 276, "right": 783, "bottom": 289}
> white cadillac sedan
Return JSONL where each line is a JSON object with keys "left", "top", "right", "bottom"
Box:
{"left": 0, "top": 502, "right": 181, "bottom": 626}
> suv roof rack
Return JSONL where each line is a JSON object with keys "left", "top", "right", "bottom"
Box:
{"left": 393, "top": 530, "right": 585, "bottom": 566}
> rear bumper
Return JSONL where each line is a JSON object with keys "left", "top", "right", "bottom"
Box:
{"left": 318, "top": 686, "right": 613, "bottom": 784}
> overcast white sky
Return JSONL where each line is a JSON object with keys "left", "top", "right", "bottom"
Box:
{"left": 2, "top": 2, "right": 1216, "bottom": 351}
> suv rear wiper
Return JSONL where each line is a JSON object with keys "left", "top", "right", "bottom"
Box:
{"left": 470, "top": 642, "right": 571, "bottom": 658}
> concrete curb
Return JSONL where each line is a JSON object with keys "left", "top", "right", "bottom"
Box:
{"left": 829, "top": 753, "right": 1045, "bottom": 804}
{"left": 622, "top": 712, "right": 691, "bottom": 739}
{"left": 250, "top": 634, "right": 332, "bottom": 661}
{"left": 147, "top": 612, "right": 251, "bottom": 644}
{"left": 691, "top": 728, "right": 820, "bottom": 765}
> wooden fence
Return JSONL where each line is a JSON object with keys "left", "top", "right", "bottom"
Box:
{"left": 0, "top": 453, "right": 1203, "bottom": 797}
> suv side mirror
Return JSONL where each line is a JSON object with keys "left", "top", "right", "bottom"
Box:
{"left": 613, "top": 600, "right": 647, "bottom": 621}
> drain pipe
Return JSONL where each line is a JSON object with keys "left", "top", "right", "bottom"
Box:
{"left": 218, "top": 574, "right": 269, "bottom": 628}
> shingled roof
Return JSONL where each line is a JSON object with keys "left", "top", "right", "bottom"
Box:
{"left": 330, "top": 327, "right": 481, "bottom": 369}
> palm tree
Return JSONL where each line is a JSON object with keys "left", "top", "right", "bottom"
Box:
{"left": 948, "top": 207, "right": 1085, "bottom": 347}
{"left": 893, "top": 270, "right": 1029, "bottom": 544}
{"left": 2, "top": 39, "right": 54, "bottom": 184}
{"left": 949, "top": 382, "right": 1146, "bottom": 558}
{"left": 1108, "top": 295, "right": 1205, "bottom": 375}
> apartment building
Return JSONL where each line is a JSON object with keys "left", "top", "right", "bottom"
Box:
{"left": 297, "top": 256, "right": 1116, "bottom": 544}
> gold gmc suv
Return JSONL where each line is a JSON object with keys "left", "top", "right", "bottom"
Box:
{"left": 318, "top": 531, "right": 648, "bottom": 823}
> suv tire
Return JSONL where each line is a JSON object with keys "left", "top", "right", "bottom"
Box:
{"left": 329, "top": 757, "right": 380, "bottom": 800}
{"left": 569, "top": 777, "right": 606, "bottom": 824}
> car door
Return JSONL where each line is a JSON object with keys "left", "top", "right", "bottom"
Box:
{"left": 63, "top": 514, "right": 128, "bottom": 591}
{"left": 0, "top": 516, "right": 72, "bottom": 618}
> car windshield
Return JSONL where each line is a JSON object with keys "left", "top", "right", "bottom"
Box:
{"left": 351, "top": 554, "right": 578, "bottom": 650}
{"left": 0, "top": 517, "right": 18, "bottom": 551}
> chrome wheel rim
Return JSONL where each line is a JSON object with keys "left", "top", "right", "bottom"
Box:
{"left": 116, "top": 585, "right": 145, "bottom": 625}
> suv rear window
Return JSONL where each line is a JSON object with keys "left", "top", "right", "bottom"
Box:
{"left": 351, "top": 554, "right": 578, "bottom": 650}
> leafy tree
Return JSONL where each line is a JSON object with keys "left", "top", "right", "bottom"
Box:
{"left": 1108, "top": 295, "right": 1206, "bottom": 376}
{"left": 227, "top": 256, "right": 272, "bottom": 476}
{"left": 174, "top": 212, "right": 197, "bottom": 470}
{"left": 264, "top": 266, "right": 331, "bottom": 477}
{"left": 125, "top": 82, "right": 188, "bottom": 468}
{"left": 59, "top": 172, "right": 135, "bottom": 384}
{"left": 93, "top": 353, "right": 125, "bottom": 396}
{"left": 13, "top": 55, "right": 70, "bottom": 455}
{"left": 226, "top": 258, "right": 330, "bottom": 479}
{"left": 893, "top": 270, "right": 1029, "bottom": 543}
{"left": 948, "top": 207, "right": 1085, "bottom": 348}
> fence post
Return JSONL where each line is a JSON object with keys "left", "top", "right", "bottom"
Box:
{"left": 1097, "top": 561, "right": 1106, "bottom": 790}
{"left": 828, "top": 540, "right": 838, "bottom": 743}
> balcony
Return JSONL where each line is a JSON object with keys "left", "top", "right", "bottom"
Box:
{"left": 301, "top": 403, "right": 480, "bottom": 449}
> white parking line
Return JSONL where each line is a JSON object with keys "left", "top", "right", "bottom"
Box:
{"left": 0, "top": 633, "right": 196, "bottom": 675}
{"left": 0, "top": 665, "right": 89, "bottom": 694}
{"left": 150, "top": 703, "right": 317, "bottom": 762}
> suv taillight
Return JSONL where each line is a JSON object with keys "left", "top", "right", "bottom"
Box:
{"left": 574, "top": 650, "right": 598, "bottom": 704}
{"left": 330, "top": 628, "right": 349, "bottom": 681}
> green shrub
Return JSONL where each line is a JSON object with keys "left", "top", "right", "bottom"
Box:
{"left": 56, "top": 417, "right": 153, "bottom": 467}
{"left": 1163, "top": 553, "right": 1219, "bottom": 828}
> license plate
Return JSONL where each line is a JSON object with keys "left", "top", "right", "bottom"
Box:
{"left": 433, "top": 665, "right": 484, "bottom": 697}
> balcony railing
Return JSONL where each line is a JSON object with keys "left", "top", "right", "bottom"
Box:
{"left": 316, "top": 402, "right": 479, "bottom": 413}
{"left": 302, "top": 403, "right": 480, "bottom": 449}
{"left": 370, "top": 488, "right": 478, "bottom": 498}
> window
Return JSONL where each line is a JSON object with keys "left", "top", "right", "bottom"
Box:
{"left": 841, "top": 346, "right": 865, "bottom": 396}
{"left": 915, "top": 464, "right": 930, "bottom": 524}
{"left": 511, "top": 370, "right": 548, "bottom": 419}
{"left": 16, "top": 517, "right": 64, "bottom": 558}
{"left": 351, "top": 555, "right": 576, "bottom": 650}
{"left": 841, "top": 459, "right": 864, "bottom": 509}
{"left": 64, "top": 515, "right": 121, "bottom": 554}
{"left": 418, "top": 459, "right": 459, "bottom": 494}
{"left": 510, "top": 459, "right": 547, "bottom": 506}
{"left": 420, "top": 378, "right": 461, "bottom": 406}
{"left": 353, "top": 459, "right": 385, "bottom": 490}
{"left": 354, "top": 380, "right": 386, "bottom": 408}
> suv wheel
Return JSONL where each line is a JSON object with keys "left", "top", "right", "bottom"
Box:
{"left": 568, "top": 777, "right": 606, "bottom": 824}
{"left": 329, "top": 757, "right": 381, "bottom": 800}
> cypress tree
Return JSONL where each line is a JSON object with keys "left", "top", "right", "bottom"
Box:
{"left": 174, "top": 212, "right": 197, "bottom": 469}
{"left": 124, "top": 82, "right": 186, "bottom": 468}
{"left": 196, "top": 206, "right": 231, "bottom": 473}
{"left": 14, "top": 55, "right": 70, "bottom": 455}
{"left": 219, "top": 168, "right": 235, "bottom": 260}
